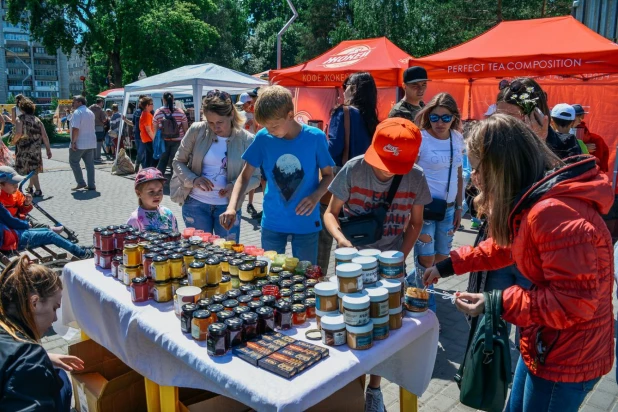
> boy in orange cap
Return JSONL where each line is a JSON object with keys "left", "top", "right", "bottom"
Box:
{"left": 323, "top": 117, "right": 431, "bottom": 412}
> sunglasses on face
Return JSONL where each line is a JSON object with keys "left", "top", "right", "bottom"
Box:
{"left": 206, "top": 89, "right": 231, "bottom": 102}
{"left": 429, "top": 114, "right": 453, "bottom": 123}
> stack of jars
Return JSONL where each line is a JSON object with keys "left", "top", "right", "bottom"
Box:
{"left": 93, "top": 224, "right": 137, "bottom": 269}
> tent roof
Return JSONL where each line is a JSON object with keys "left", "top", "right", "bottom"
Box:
{"left": 96, "top": 88, "right": 124, "bottom": 98}
{"left": 124, "top": 63, "right": 267, "bottom": 95}
{"left": 269, "top": 37, "right": 412, "bottom": 87}
{"left": 411, "top": 16, "right": 618, "bottom": 80}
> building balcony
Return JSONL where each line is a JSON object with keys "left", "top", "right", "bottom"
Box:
{"left": 34, "top": 74, "right": 58, "bottom": 80}
{"left": 8, "top": 86, "right": 32, "bottom": 91}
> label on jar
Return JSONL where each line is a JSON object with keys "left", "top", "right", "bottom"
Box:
{"left": 112, "top": 266, "right": 118, "bottom": 279}
{"left": 371, "top": 300, "right": 390, "bottom": 318}
{"left": 373, "top": 323, "right": 389, "bottom": 340}
{"left": 188, "top": 272, "right": 195, "bottom": 285}
{"left": 357, "top": 276, "right": 364, "bottom": 291}
{"left": 173, "top": 298, "right": 180, "bottom": 315}
{"left": 191, "top": 324, "right": 200, "bottom": 340}
{"left": 380, "top": 263, "right": 404, "bottom": 279}
{"left": 362, "top": 267, "right": 378, "bottom": 284}
{"left": 405, "top": 295, "right": 428, "bottom": 312}
{"left": 355, "top": 333, "right": 373, "bottom": 349}
{"left": 344, "top": 308, "right": 370, "bottom": 326}
{"left": 322, "top": 329, "right": 346, "bottom": 346}
{"left": 180, "top": 316, "right": 190, "bottom": 333}
{"left": 130, "top": 288, "right": 136, "bottom": 302}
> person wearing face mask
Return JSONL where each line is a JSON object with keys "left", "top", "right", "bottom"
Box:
{"left": 0, "top": 256, "right": 85, "bottom": 411}
{"left": 389, "top": 66, "right": 430, "bottom": 122}
{"left": 171, "top": 90, "right": 261, "bottom": 242}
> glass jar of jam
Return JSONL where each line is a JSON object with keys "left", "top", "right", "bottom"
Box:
{"left": 305, "top": 278, "right": 318, "bottom": 289}
{"left": 123, "top": 244, "right": 140, "bottom": 266}
{"left": 247, "top": 300, "right": 264, "bottom": 312}
{"left": 131, "top": 276, "right": 149, "bottom": 303}
{"left": 242, "top": 255, "right": 256, "bottom": 265}
{"left": 240, "top": 312, "right": 258, "bottom": 340}
{"left": 191, "top": 309, "right": 213, "bottom": 341}
{"left": 219, "top": 276, "right": 231, "bottom": 294}
{"left": 291, "top": 284, "right": 306, "bottom": 294}
{"left": 280, "top": 289, "right": 292, "bottom": 299}
{"left": 151, "top": 256, "right": 170, "bottom": 282}
{"left": 234, "top": 305, "right": 251, "bottom": 317}
{"left": 256, "top": 306, "right": 275, "bottom": 335}
{"left": 280, "top": 270, "right": 293, "bottom": 281}
{"left": 255, "top": 279, "right": 270, "bottom": 289}
{"left": 207, "top": 304, "right": 225, "bottom": 321}
{"left": 267, "top": 275, "right": 281, "bottom": 285}
{"left": 292, "top": 304, "right": 307, "bottom": 325}
{"left": 260, "top": 294, "right": 276, "bottom": 308}
{"left": 124, "top": 266, "right": 141, "bottom": 286}
{"left": 189, "top": 239, "right": 202, "bottom": 250}
{"left": 279, "top": 279, "right": 294, "bottom": 289}
{"left": 205, "top": 257, "right": 222, "bottom": 285}
{"left": 183, "top": 250, "right": 196, "bottom": 267}
{"left": 275, "top": 301, "right": 293, "bottom": 330}
{"left": 292, "top": 293, "right": 306, "bottom": 304}
{"left": 305, "top": 288, "right": 315, "bottom": 298}
{"left": 269, "top": 266, "right": 283, "bottom": 277}
{"left": 197, "top": 298, "right": 212, "bottom": 310}
{"left": 194, "top": 252, "right": 210, "bottom": 263}
{"left": 225, "top": 318, "right": 244, "bottom": 348}
{"left": 304, "top": 298, "right": 316, "bottom": 319}
{"left": 169, "top": 254, "right": 184, "bottom": 279}
{"left": 212, "top": 294, "right": 226, "bottom": 305}
{"left": 230, "top": 274, "right": 240, "bottom": 289}
{"left": 142, "top": 252, "right": 156, "bottom": 278}
{"left": 100, "top": 230, "right": 115, "bottom": 253}
{"left": 111, "top": 256, "right": 122, "bottom": 278}
{"left": 202, "top": 284, "right": 219, "bottom": 299}
{"left": 228, "top": 259, "right": 243, "bottom": 276}
{"left": 238, "top": 263, "right": 255, "bottom": 283}
{"left": 217, "top": 310, "right": 235, "bottom": 323}
{"left": 219, "top": 256, "right": 231, "bottom": 274}
{"left": 226, "top": 289, "right": 242, "bottom": 300}
{"left": 239, "top": 284, "right": 255, "bottom": 294}
{"left": 181, "top": 303, "right": 198, "bottom": 333}
{"left": 237, "top": 295, "right": 252, "bottom": 306}
{"left": 153, "top": 280, "right": 173, "bottom": 303}
{"left": 254, "top": 260, "right": 268, "bottom": 278}
{"left": 188, "top": 261, "right": 207, "bottom": 288}
{"left": 248, "top": 289, "right": 262, "bottom": 301}
{"left": 124, "top": 235, "right": 139, "bottom": 246}
{"left": 291, "top": 275, "right": 306, "bottom": 285}
{"left": 222, "top": 299, "right": 239, "bottom": 310}
{"left": 114, "top": 229, "right": 129, "bottom": 251}
{"left": 93, "top": 227, "right": 105, "bottom": 249}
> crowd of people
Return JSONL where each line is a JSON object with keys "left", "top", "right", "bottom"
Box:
{"left": 0, "top": 63, "right": 615, "bottom": 412}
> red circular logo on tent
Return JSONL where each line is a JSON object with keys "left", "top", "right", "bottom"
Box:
{"left": 295, "top": 111, "right": 312, "bottom": 124}
{"left": 321, "top": 45, "right": 372, "bottom": 69}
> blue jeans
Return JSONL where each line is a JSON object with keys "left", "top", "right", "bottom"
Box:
{"left": 18, "top": 228, "right": 85, "bottom": 257}
{"left": 411, "top": 206, "right": 456, "bottom": 313}
{"left": 55, "top": 368, "right": 72, "bottom": 412}
{"left": 142, "top": 141, "right": 154, "bottom": 169}
{"left": 261, "top": 227, "right": 319, "bottom": 264}
{"left": 182, "top": 196, "right": 241, "bottom": 242}
{"left": 506, "top": 356, "right": 600, "bottom": 412}
{"left": 157, "top": 140, "right": 180, "bottom": 175}
{"left": 134, "top": 135, "right": 144, "bottom": 168}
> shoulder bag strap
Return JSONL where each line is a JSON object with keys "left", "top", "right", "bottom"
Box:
{"left": 484, "top": 291, "right": 494, "bottom": 354}
{"left": 444, "top": 131, "right": 453, "bottom": 200}
{"left": 342, "top": 105, "right": 351, "bottom": 165}
{"left": 455, "top": 291, "right": 485, "bottom": 385}
{"left": 384, "top": 175, "right": 403, "bottom": 208}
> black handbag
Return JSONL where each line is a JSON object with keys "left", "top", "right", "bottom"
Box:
{"left": 423, "top": 132, "right": 453, "bottom": 221}
{"left": 339, "top": 175, "right": 402, "bottom": 246}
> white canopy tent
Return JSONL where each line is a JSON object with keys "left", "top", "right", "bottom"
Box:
{"left": 116, "top": 63, "right": 268, "bottom": 164}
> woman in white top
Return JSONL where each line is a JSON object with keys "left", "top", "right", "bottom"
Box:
{"left": 172, "top": 91, "right": 260, "bottom": 241}
{"left": 412, "top": 92, "right": 464, "bottom": 312}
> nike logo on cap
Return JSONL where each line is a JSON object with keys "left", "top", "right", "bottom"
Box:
{"left": 383, "top": 144, "right": 401, "bottom": 156}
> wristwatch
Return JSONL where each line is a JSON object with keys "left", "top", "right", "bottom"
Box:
{"left": 455, "top": 205, "right": 463, "bottom": 211}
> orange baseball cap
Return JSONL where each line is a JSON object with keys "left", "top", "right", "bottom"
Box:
{"left": 364, "top": 118, "right": 422, "bottom": 174}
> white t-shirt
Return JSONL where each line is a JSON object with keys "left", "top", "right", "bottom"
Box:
{"left": 417, "top": 129, "right": 465, "bottom": 203}
{"left": 70, "top": 105, "right": 97, "bottom": 150}
{"left": 189, "top": 136, "right": 229, "bottom": 205}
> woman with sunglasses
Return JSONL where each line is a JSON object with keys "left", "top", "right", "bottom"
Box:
{"left": 172, "top": 90, "right": 260, "bottom": 242}
{"left": 0, "top": 256, "right": 84, "bottom": 411}
{"left": 496, "top": 77, "right": 581, "bottom": 160}
{"left": 411, "top": 92, "right": 465, "bottom": 313}
{"left": 424, "top": 114, "right": 613, "bottom": 411}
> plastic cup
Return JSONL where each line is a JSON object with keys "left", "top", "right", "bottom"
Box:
{"left": 182, "top": 228, "right": 195, "bottom": 239}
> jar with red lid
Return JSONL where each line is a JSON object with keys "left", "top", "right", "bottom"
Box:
{"left": 262, "top": 284, "right": 280, "bottom": 299}
{"left": 131, "top": 277, "right": 149, "bottom": 303}
{"left": 292, "top": 304, "right": 307, "bottom": 325}
{"left": 93, "top": 227, "right": 105, "bottom": 249}
{"left": 114, "top": 229, "right": 129, "bottom": 251}
{"left": 100, "top": 230, "right": 115, "bottom": 253}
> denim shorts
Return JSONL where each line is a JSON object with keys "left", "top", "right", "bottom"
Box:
{"left": 261, "top": 227, "right": 319, "bottom": 264}
{"left": 182, "top": 196, "right": 241, "bottom": 242}
{"left": 415, "top": 205, "right": 455, "bottom": 257}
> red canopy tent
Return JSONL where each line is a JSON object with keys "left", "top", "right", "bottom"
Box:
{"left": 410, "top": 16, "right": 618, "bottom": 171}
{"left": 269, "top": 37, "right": 412, "bottom": 128}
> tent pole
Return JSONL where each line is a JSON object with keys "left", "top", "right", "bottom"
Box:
{"left": 115, "top": 92, "right": 131, "bottom": 167}
{"left": 193, "top": 84, "right": 203, "bottom": 124}
{"left": 467, "top": 79, "right": 474, "bottom": 120}
{"left": 277, "top": 0, "right": 299, "bottom": 69}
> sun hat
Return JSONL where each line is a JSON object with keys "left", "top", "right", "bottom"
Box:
{"left": 551, "top": 103, "right": 576, "bottom": 121}
{"left": 0, "top": 166, "right": 25, "bottom": 185}
{"left": 364, "top": 118, "right": 422, "bottom": 175}
{"left": 134, "top": 167, "right": 166, "bottom": 188}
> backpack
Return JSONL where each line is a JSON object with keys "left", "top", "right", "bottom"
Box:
{"left": 160, "top": 109, "right": 179, "bottom": 139}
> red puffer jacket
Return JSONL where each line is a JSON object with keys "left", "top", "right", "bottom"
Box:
{"left": 447, "top": 156, "right": 615, "bottom": 383}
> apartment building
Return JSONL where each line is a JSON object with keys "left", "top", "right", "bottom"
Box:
{"left": 68, "top": 49, "right": 89, "bottom": 97}
{"left": 0, "top": 0, "right": 69, "bottom": 106}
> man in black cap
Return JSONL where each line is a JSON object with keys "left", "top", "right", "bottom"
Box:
{"left": 388, "top": 66, "right": 430, "bottom": 122}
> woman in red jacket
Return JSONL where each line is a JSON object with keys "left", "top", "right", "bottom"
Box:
{"left": 424, "top": 114, "right": 614, "bottom": 411}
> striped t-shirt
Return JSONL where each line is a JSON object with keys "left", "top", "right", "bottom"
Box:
{"left": 153, "top": 107, "right": 188, "bottom": 140}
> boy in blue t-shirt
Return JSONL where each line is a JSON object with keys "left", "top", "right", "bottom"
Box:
{"left": 220, "top": 86, "right": 334, "bottom": 263}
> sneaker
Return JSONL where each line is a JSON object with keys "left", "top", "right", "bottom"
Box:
{"left": 81, "top": 248, "right": 94, "bottom": 260}
{"left": 364, "top": 387, "right": 385, "bottom": 412}
{"left": 246, "top": 203, "right": 258, "bottom": 216}
{"left": 471, "top": 221, "right": 481, "bottom": 229}
{"left": 87, "top": 186, "right": 97, "bottom": 191}
{"left": 71, "top": 184, "right": 87, "bottom": 191}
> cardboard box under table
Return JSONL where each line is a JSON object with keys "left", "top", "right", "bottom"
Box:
{"left": 60, "top": 259, "right": 439, "bottom": 412}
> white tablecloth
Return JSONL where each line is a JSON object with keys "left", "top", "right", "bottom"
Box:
{"left": 59, "top": 260, "right": 439, "bottom": 412}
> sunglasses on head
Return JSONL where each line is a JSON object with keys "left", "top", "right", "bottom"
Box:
{"left": 206, "top": 89, "right": 231, "bottom": 102}
{"left": 429, "top": 114, "right": 453, "bottom": 123}
{"left": 498, "top": 79, "right": 527, "bottom": 93}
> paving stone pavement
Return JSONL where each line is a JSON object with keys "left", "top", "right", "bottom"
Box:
{"left": 36, "top": 145, "right": 618, "bottom": 410}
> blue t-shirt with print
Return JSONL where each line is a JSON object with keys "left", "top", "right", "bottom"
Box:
{"left": 242, "top": 124, "right": 335, "bottom": 234}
